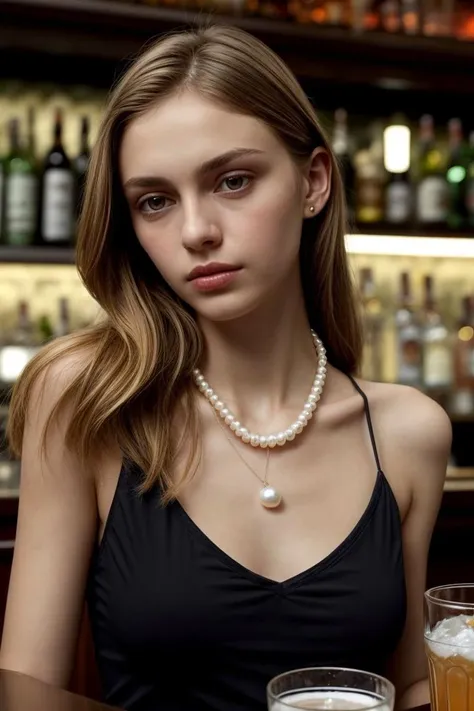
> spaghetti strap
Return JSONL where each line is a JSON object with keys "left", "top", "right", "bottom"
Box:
{"left": 347, "top": 374, "right": 384, "bottom": 474}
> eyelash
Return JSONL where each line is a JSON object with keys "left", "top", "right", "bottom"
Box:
{"left": 136, "top": 172, "right": 253, "bottom": 216}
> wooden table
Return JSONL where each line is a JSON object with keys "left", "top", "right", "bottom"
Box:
{"left": 0, "top": 669, "right": 119, "bottom": 711}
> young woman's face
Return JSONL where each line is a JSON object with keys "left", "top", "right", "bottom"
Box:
{"left": 120, "top": 91, "right": 321, "bottom": 323}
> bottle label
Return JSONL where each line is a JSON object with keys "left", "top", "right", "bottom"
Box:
{"left": 356, "top": 178, "right": 384, "bottom": 223}
{"left": 424, "top": 344, "right": 452, "bottom": 387}
{"left": 5, "top": 173, "right": 38, "bottom": 242}
{"left": 417, "top": 176, "right": 448, "bottom": 223}
{"left": 397, "top": 324, "right": 422, "bottom": 384}
{"left": 42, "top": 169, "right": 75, "bottom": 242}
{"left": 386, "top": 182, "right": 411, "bottom": 223}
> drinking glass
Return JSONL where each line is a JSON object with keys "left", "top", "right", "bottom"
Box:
{"left": 267, "top": 667, "right": 395, "bottom": 711}
{"left": 425, "top": 584, "right": 474, "bottom": 711}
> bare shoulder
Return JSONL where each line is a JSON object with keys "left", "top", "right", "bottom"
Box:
{"left": 362, "top": 380, "right": 452, "bottom": 457}
{"left": 355, "top": 380, "right": 451, "bottom": 517}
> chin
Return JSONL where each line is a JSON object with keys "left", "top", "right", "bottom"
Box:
{"left": 187, "top": 292, "right": 264, "bottom": 324}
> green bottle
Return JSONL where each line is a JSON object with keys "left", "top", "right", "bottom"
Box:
{"left": 465, "top": 132, "right": 474, "bottom": 229}
{"left": 446, "top": 118, "right": 470, "bottom": 232}
{"left": 4, "top": 117, "right": 38, "bottom": 246}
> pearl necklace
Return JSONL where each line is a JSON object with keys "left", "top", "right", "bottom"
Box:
{"left": 193, "top": 330, "right": 327, "bottom": 508}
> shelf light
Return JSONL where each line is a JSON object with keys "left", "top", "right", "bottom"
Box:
{"left": 345, "top": 234, "right": 474, "bottom": 258}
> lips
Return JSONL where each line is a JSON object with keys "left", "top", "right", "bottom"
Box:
{"left": 187, "top": 262, "right": 240, "bottom": 281}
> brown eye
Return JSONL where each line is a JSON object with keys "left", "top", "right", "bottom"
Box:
{"left": 145, "top": 196, "right": 166, "bottom": 211}
{"left": 219, "top": 175, "right": 250, "bottom": 192}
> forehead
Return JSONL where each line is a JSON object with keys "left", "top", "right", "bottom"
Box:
{"left": 119, "top": 91, "right": 288, "bottom": 180}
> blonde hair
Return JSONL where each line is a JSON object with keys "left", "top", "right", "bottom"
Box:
{"left": 8, "top": 24, "right": 362, "bottom": 502}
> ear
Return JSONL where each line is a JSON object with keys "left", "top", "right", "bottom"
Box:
{"left": 302, "top": 147, "right": 332, "bottom": 219}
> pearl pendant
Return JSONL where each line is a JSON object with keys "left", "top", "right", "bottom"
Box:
{"left": 259, "top": 485, "right": 282, "bottom": 509}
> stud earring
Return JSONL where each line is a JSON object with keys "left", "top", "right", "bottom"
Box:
{"left": 309, "top": 205, "right": 315, "bottom": 213}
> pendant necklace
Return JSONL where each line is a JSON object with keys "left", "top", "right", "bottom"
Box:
{"left": 194, "top": 329, "right": 327, "bottom": 509}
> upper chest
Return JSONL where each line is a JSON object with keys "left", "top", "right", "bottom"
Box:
{"left": 95, "top": 391, "right": 411, "bottom": 584}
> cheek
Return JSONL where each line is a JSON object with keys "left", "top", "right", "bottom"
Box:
{"left": 132, "top": 219, "right": 177, "bottom": 275}
{"left": 241, "top": 180, "right": 303, "bottom": 256}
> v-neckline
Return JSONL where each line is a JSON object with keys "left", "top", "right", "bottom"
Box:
{"left": 174, "top": 471, "right": 383, "bottom": 591}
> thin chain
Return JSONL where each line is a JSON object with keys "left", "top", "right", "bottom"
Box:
{"left": 213, "top": 408, "right": 270, "bottom": 486}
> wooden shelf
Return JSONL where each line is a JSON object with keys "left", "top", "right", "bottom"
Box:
{"left": 0, "top": 246, "right": 75, "bottom": 265}
{"left": 1, "top": 0, "right": 474, "bottom": 93}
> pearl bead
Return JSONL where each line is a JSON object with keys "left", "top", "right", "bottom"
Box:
{"left": 195, "top": 331, "right": 328, "bottom": 458}
{"left": 259, "top": 486, "right": 282, "bottom": 509}
{"left": 267, "top": 435, "right": 277, "bottom": 448}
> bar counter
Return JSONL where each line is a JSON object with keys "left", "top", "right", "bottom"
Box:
{"left": 0, "top": 669, "right": 431, "bottom": 711}
{"left": 0, "top": 670, "right": 117, "bottom": 711}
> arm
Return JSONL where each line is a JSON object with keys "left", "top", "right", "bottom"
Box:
{"left": 383, "top": 390, "right": 452, "bottom": 709}
{"left": 0, "top": 358, "right": 98, "bottom": 688}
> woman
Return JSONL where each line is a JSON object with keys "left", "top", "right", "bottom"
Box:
{"left": 0, "top": 24, "right": 450, "bottom": 711}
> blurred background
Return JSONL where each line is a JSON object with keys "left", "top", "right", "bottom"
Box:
{"left": 0, "top": 0, "right": 474, "bottom": 696}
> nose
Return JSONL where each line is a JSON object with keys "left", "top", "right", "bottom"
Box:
{"left": 180, "top": 198, "right": 223, "bottom": 252}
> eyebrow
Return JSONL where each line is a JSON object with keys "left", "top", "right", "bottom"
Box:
{"left": 123, "top": 148, "right": 265, "bottom": 190}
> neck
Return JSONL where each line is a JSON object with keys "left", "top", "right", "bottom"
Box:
{"left": 195, "top": 272, "right": 319, "bottom": 433}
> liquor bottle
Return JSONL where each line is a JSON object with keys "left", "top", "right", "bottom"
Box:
{"left": 380, "top": 0, "right": 401, "bottom": 31}
{"left": 0, "top": 155, "right": 4, "bottom": 243}
{"left": 384, "top": 116, "right": 412, "bottom": 225}
{"left": 401, "top": 0, "right": 420, "bottom": 33}
{"left": 465, "top": 132, "right": 474, "bottom": 228}
{"left": 4, "top": 118, "right": 38, "bottom": 246}
{"left": 332, "top": 109, "right": 355, "bottom": 223}
{"left": 41, "top": 109, "right": 75, "bottom": 245}
{"left": 325, "top": 0, "right": 351, "bottom": 25}
{"left": 354, "top": 148, "right": 385, "bottom": 225}
{"left": 55, "top": 297, "right": 71, "bottom": 337}
{"left": 446, "top": 118, "right": 469, "bottom": 231}
{"left": 26, "top": 106, "right": 37, "bottom": 169}
{"left": 454, "top": 296, "right": 474, "bottom": 392}
{"left": 416, "top": 115, "right": 448, "bottom": 229}
{"left": 74, "top": 116, "right": 90, "bottom": 217}
{"left": 359, "top": 268, "right": 383, "bottom": 382}
{"left": 394, "top": 272, "right": 422, "bottom": 386}
{"left": 421, "top": 275, "right": 453, "bottom": 390}
{"left": 38, "top": 314, "right": 54, "bottom": 344}
{"left": 289, "top": 0, "right": 326, "bottom": 23}
{"left": 385, "top": 171, "right": 412, "bottom": 225}
{"left": 0, "top": 301, "right": 38, "bottom": 385}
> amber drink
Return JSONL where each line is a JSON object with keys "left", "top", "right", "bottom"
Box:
{"left": 425, "top": 585, "right": 474, "bottom": 711}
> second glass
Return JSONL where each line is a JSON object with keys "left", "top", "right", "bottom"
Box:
{"left": 425, "top": 584, "right": 474, "bottom": 711}
{"left": 267, "top": 667, "right": 395, "bottom": 711}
